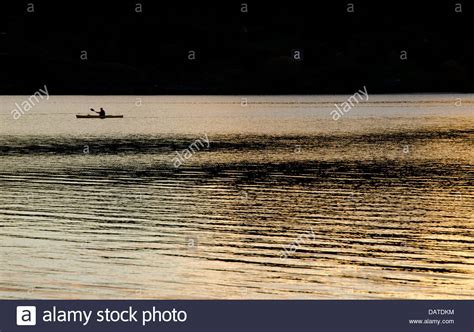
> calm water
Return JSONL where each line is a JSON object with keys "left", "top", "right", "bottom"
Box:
{"left": 0, "top": 95, "right": 473, "bottom": 299}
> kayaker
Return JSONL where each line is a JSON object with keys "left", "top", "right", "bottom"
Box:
{"left": 90, "top": 108, "right": 103, "bottom": 116}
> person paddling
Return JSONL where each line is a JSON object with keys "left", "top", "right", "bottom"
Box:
{"left": 90, "top": 108, "right": 106, "bottom": 118}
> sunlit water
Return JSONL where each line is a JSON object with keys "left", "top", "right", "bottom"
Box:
{"left": 0, "top": 95, "right": 473, "bottom": 299}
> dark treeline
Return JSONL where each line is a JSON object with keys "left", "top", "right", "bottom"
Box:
{"left": 1, "top": 1, "right": 473, "bottom": 94}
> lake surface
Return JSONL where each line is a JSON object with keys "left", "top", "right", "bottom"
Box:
{"left": 0, "top": 95, "right": 473, "bottom": 299}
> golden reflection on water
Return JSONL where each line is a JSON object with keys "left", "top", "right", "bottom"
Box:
{"left": 0, "top": 96, "right": 473, "bottom": 299}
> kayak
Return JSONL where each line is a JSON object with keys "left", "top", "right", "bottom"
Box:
{"left": 76, "top": 115, "right": 124, "bottom": 119}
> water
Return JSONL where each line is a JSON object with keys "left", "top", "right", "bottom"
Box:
{"left": 0, "top": 95, "right": 473, "bottom": 299}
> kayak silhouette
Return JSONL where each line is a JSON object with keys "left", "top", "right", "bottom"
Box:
{"left": 76, "top": 115, "right": 124, "bottom": 119}
{"left": 76, "top": 108, "right": 123, "bottom": 119}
